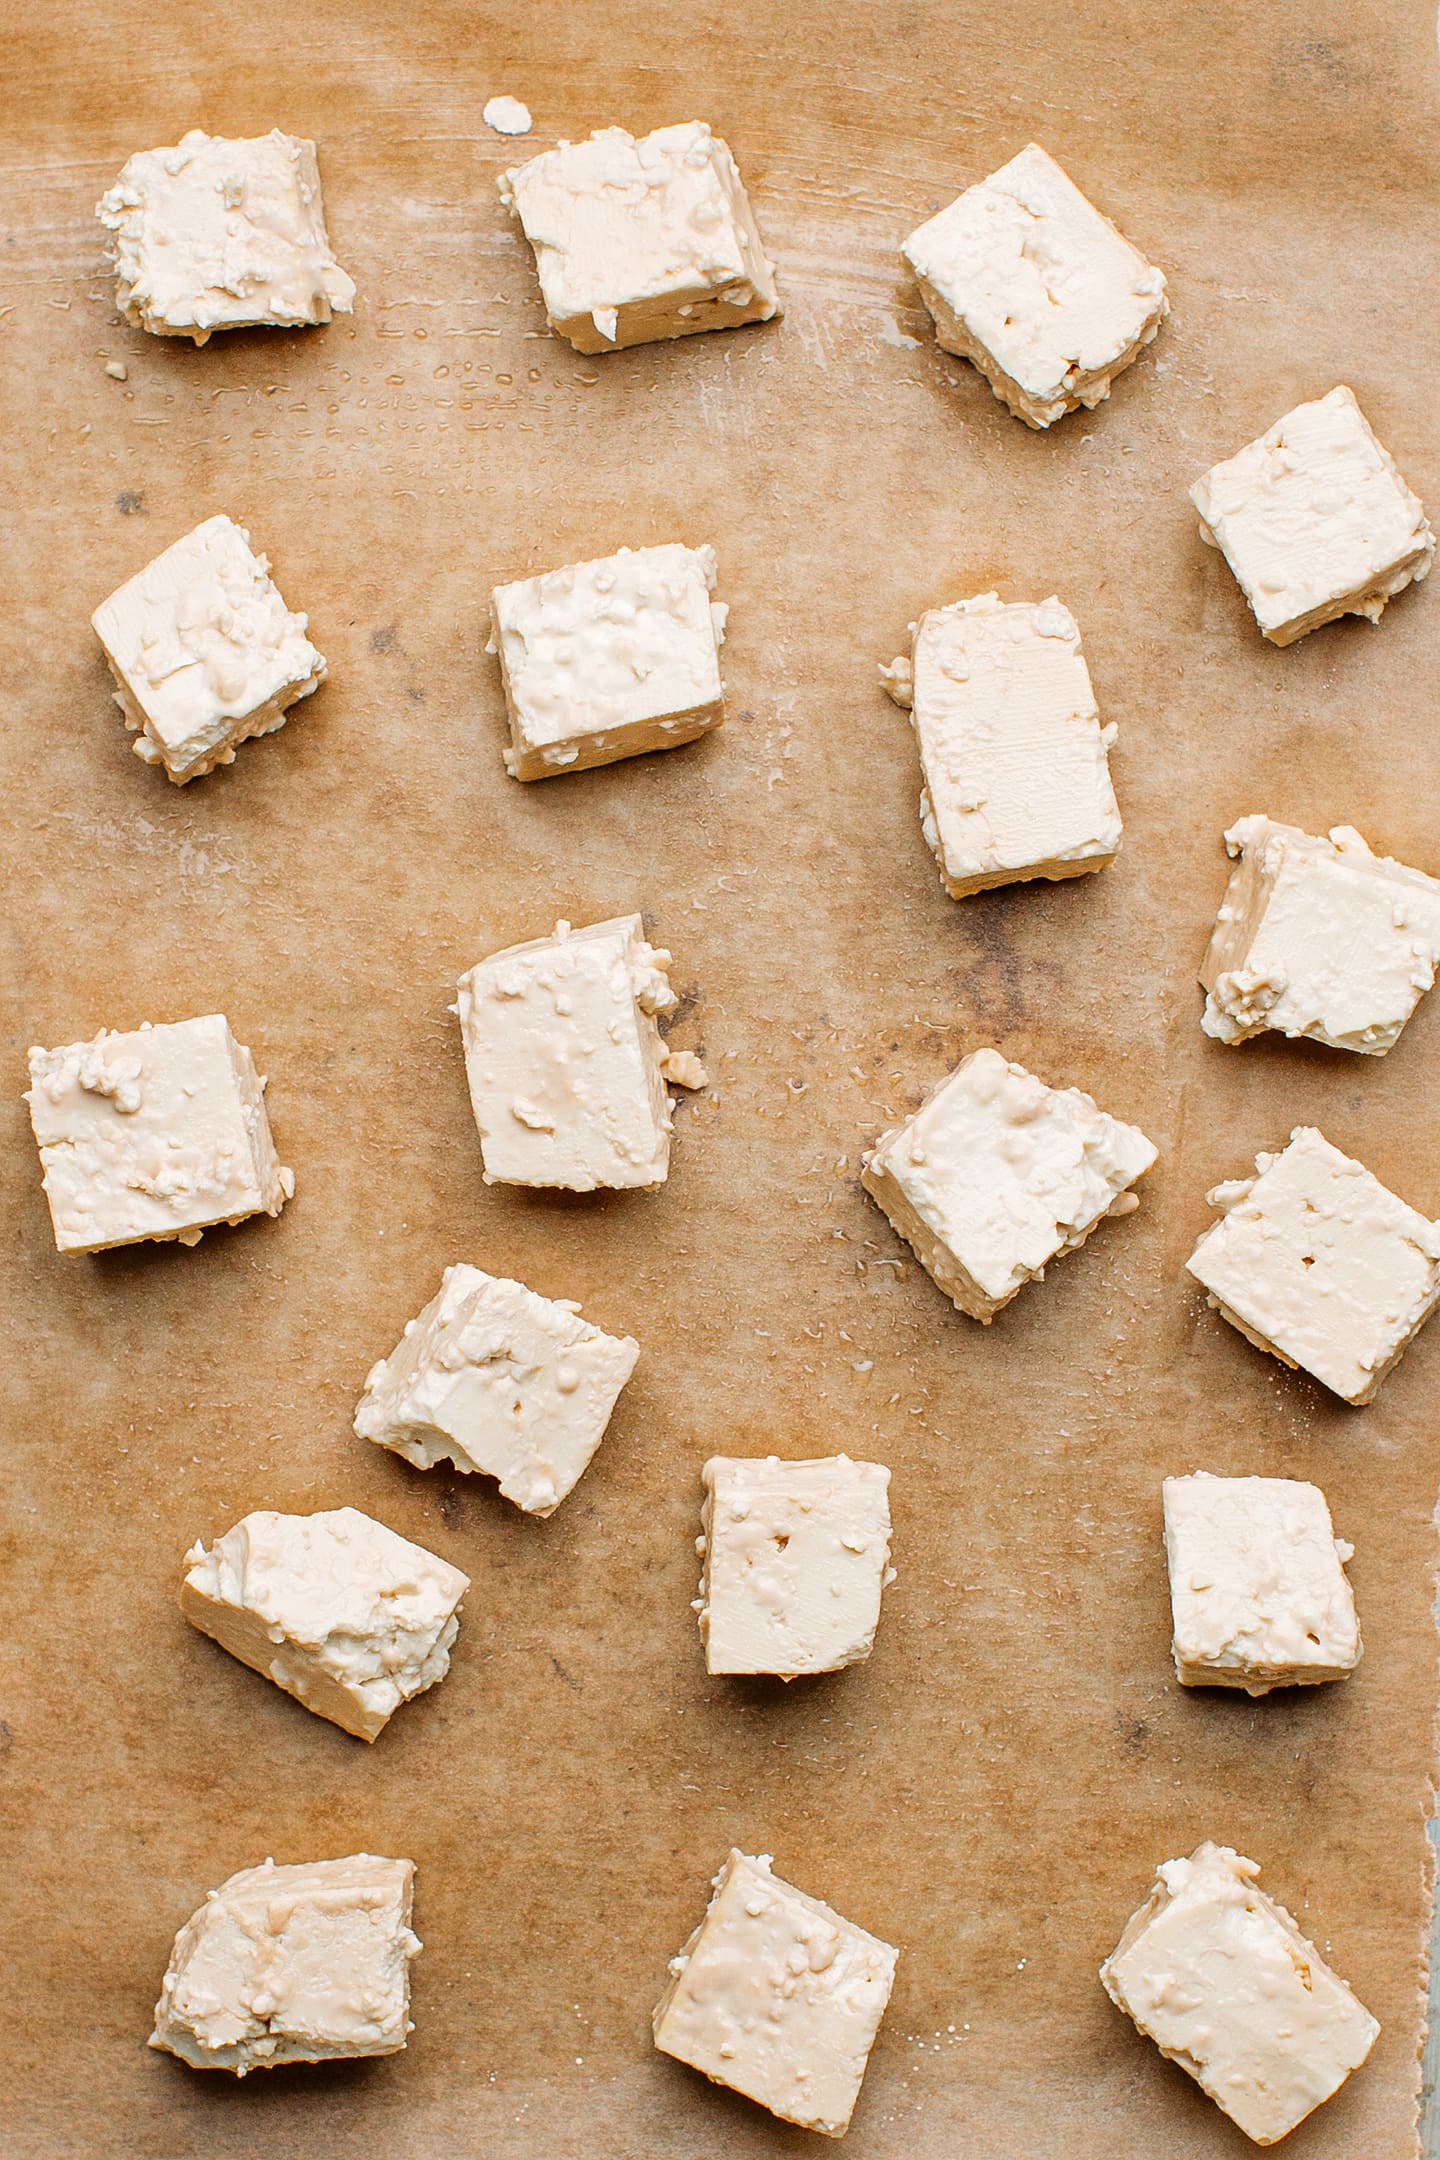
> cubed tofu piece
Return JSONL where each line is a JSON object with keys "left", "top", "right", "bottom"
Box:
{"left": 24, "top": 1014, "right": 293, "bottom": 1255}
{"left": 1101, "top": 1842, "right": 1378, "bottom": 2144}
{"left": 354, "top": 1264, "right": 638, "bottom": 1515}
{"left": 653, "top": 1849, "right": 897, "bottom": 2137}
{"left": 1161, "top": 1474, "right": 1360, "bottom": 1694}
{"left": 150, "top": 1854, "right": 420, "bottom": 2074}
{"left": 697, "top": 1456, "right": 893, "bottom": 1679}
{"left": 96, "top": 128, "right": 355, "bottom": 344}
{"left": 902, "top": 142, "right": 1167, "bottom": 428}
{"left": 1186, "top": 1126, "right": 1440, "bottom": 1404}
{"left": 882, "top": 592, "right": 1121, "bottom": 897}
{"left": 1200, "top": 815, "right": 1440, "bottom": 1055}
{"left": 181, "top": 1507, "right": 470, "bottom": 1740}
{"left": 1190, "top": 386, "right": 1433, "bottom": 645}
{"left": 862, "top": 1046, "right": 1156, "bottom": 1321}
{"left": 501, "top": 120, "right": 779, "bottom": 354}
{"left": 490, "top": 543, "right": 725, "bottom": 779}
{"left": 92, "top": 515, "right": 325, "bottom": 783}
{"left": 455, "top": 914, "right": 682, "bottom": 1190}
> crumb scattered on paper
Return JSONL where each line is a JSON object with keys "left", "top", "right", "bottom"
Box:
{"left": 483, "top": 95, "right": 532, "bottom": 136}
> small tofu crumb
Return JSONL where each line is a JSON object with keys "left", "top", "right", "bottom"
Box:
{"left": 105, "top": 359, "right": 128, "bottom": 380}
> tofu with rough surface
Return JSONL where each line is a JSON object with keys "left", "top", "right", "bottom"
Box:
{"left": 25, "top": 1014, "right": 293, "bottom": 1255}
{"left": 455, "top": 914, "right": 682, "bottom": 1190}
{"left": 1162, "top": 1473, "right": 1360, "bottom": 1693}
{"left": 92, "top": 515, "right": 325, "bottom": 782}
{"left": 1101, "top": 1842, "right": 1378, "bottom": 2144}
{"left": 862, "top": 1047, "right": 1156, "bottom": 1321}
{"left": 882, "top": 592, "right": 1121, "bottom": 897}
{"left": 1200, "top": 814, "right": 1440, "bottom": 1054}
{"left": 96, "top": 128, "right": 354, "bottom": 344}
{"left": 150, "top": 1854, "right": 419, "bottom": 2074}
{"left": 902, "top": 142, "right": 1167, "bottom": 428}
{"left": 501, "top": 120, "right": 779, "bottom": 353}
{"left": 1186, "top": 1126, "right": 1440, "bottom": 1404}
{"left": 182, "top": 1507, "right": 470, "bottom": 1740}
{"left": 1190, "top": 386, "right": 1433, "bottom": 645}
{"left": 653, "top": 1849, "right": 897, "bottom": 2137}
{"left": 490, "top": 543, "right": 726, "bottom": 779}
{"left": 697, "top": 1455, "right": 893, "bottom": 1679}
{"left": 354, "top": 1264, "right": 638, "bottom": 1514}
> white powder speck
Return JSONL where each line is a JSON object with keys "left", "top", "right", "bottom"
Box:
{"left": 484, "top": 95, "right": 533, "bottom": 136}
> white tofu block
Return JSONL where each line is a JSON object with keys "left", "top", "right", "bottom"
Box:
{"left": 24, "top": 1014, "right": 293, "bottom": 1255}
{"left": 1101, "top": 1843, "right": 1378, "bottom": 2144}
{"left": 1200, "top": 814, "right": 1440, "bottom": 1055}
{"left": 96, "top": 128, "right": 355, "bottom": 345}
{"left": 150, "top": 1854, "right": 420, "bottom": 2075}
{"left": 1186, "top": 1126, "right": 1440, "bottom": 1404}
{"left": 490, "top": 543, "right": 725, "bottom": 780}
{"left": 862, "top": 1047, "right": 1156, "bottom": 1321}
{"left": 92, "top": 516, "right": 326, "bottom": 783}
{"left": 455, "top": 914, "right": 681, "bottom": 1190}
{"left": 354, "top": 1264, "right": 639, "bottom": 1515}
{"left": 501, "top": 120, "right": 779, "bottom": 354}
{"left": 653, "top": 1849, "right": 897, "bottom": 2137}
{"left": 697, "top": 1456, "right": 893, "bottom": 1680}
{"left": 1162, "top": 1474, "right": 1360, "bottom": 1694}
{"left": 902, "top": 142, "right": 1167, "bottom": 429}
{"left": 181, "top": 1507, "right": 471, "bottom": 1741}
{"left": 1190, "top": 386, "right": 1434, "bottom": 645}
{"left": 883, "top": 592, "right": 1121, "bottom": 897}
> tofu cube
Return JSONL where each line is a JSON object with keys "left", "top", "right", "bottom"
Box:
{"left": 902, "top": 142, "right": 1167, "bottom": 429}
{"left": 354, "top": 1264, "right": 639, "bottom": 1515}
{"left": 1101, "top": 1842, "right": 1378, "bottom": 2144}
{"left": 1190, "top": 386, "right": 1433, "bottom": 645}
{"left": 697, "top": 1456, "right": 893, "bottom": 1679}
{"left": 1162, "top": 1474, "right": 1360, "bottom": 1694}
{"left": 490, "top": 543, "right": 726, "bottom": 780}
{"left": 92, "top": 515, "right": 325, "bottom": 784}
{"left": 150, "top": 1854, "right": 420, "bottom": 2074}
{"left": 862, "top": 1047, "right": 1156, "bottom": 1321}
{"left": 1200, "top": 814, "right": 1440, "bottom": 1055}
{"left": 1186, "top": 1126, "right": 1440, "bottom": 1404}
{"left": 96, "top": 128, "right": 355, "bottom": 345}
{"left": 181, "top": 1507, "right": 470, "bottom": 1740}
{"left": 455, "top": 914, "right": 681, "bottom": 1190}
{"left": 24, "top": 1013, "right": 293, "bottom": 1255}
{"left": 882, "top": 592, "right": 1121, "bottom": 897}
{"left": 653, "top": 1849, "right": 897, "bottom": 2137}
{"left": 501, "top": 120, "right": 779, "bottom": 354}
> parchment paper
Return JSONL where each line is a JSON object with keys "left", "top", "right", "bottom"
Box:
{"left": 2, "top": 3, "right": 1438, "bottom": 2154}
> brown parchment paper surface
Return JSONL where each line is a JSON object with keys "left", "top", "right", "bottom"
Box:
{"left": 2, "top": 2, "right": 1439, "bottom": 2155}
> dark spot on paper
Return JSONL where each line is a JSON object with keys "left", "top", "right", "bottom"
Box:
{"left": 116, "top": 490, "right": 145, "bottom": 515}
{"left": 550, "top": 1654, "right": 581, "bottom": 1694}
{"left": 0, "top": 1720, "right": 13, "bottom": 1761}
{"left": 434, "top": 1479, "right": 462, "bottom": 1530}
{"left": 1115, "top": 1713, "right": 1149, "bottom": 1754}
{"left": 369, "top": 624, "right": 397, "bottom": 654}
{"left": 949, "top": 900, "right": 1025, "bottom": 1031}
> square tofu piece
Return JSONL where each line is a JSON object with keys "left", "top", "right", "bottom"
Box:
{"left": 501, "top": 120, "right": 779, "bottom": 354}
{"left": 490, "top": 543, "right": 726, "bottom": 779}
{"left": 862, "top": 1047, "right": 1156, "bottom": 1321}
{"left": 883, "top": 592, "right": 1121, "bottom": 897}
{"left": 456, "top": 914, "right": 681, "bottom": 1190}
{"left": 92, "top": 516, "right": 325, "bottom": 784}
{"left": 96, "top": 128, "right": 355, "bottom": 344}
{"left": 1200, "top": 814, "right": 1440, "bottom": 1055}
{"left": 182, "top": 1507, "right": 470, "bottom": 1740}
{"left": 151, "top": 1854, "right": 420, "bottom": 2075}
{"left": 24, "top": 1014, "right": 293, "bottom": 1255}
{"left": 902, "top": 143, "right": 1167, "bottom": 429}
{"left": 1186, "top": 1126, "right": 1440, "bottom": 1404}
{"left": 1101, "top": 1843, "right": 1378, "bottom": 2143}
{"left": 1162, "top": 1474, "right": 1360, "bottom": 1694}
{"left": 1190, "top": 386, "right": 1434, "bottom": 645}
{"left": 354, "top": 1264, "right": 639, "bottom": 1515}
{"left": 697, "top": 1456, "right": 893, "bottom": 1680}
{"left": 653, "top": 1849, "right": 897, "bottom": 2137}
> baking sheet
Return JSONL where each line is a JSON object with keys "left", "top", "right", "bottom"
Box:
{"left": 3, "top": 2, "right": 1439, "bottom": 2153}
